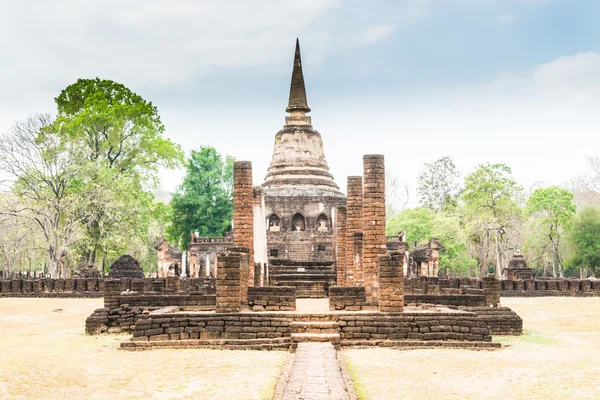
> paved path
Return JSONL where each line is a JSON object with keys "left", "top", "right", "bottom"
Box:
{"left": 280, "top": 342, "right": 351, "bottom": 400}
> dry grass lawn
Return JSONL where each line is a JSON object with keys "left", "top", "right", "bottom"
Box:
{"left": 0, "top": 298, "right": 287, "bottom": 400}
{"left": 344, "top": 297, "right": 600, "bottom": 400}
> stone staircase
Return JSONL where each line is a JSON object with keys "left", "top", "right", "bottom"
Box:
{"left": 268, "top": 263, "right": 336, "bottom": 298}
{"left": 290, "top": 319, "right": 340, "bottom": 350}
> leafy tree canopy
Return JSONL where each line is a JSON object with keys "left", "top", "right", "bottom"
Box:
{"left": 50, "top": 77, "right": 183, "bottom": 181}
{"left": 168, "top": 146, "right": 234, "bottom": 247}
{"left": 566, "top": 206, "right": 600, "bottom": 278}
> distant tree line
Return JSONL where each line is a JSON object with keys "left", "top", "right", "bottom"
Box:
{"left": 387, "top": 156, "right": 600, "bottom": 278}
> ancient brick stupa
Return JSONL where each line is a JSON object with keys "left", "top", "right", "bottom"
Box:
{"left": 259, "top": 39, "right": 346, "bottom": 297}
{"left": 107, "top": 255, "right": 144, "bottom": 279}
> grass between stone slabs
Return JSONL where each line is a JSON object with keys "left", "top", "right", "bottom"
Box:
{"left": 343, "top": 297, "right": 600, "bottom": 400}
{"left": 0, "top": 298, "right": 287, "bottom": 399}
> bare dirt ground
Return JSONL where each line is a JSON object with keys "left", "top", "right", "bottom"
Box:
{"left": 343, "top": 297, "right": 600, "bottom": 400}
{"left": 0, "top": 298, "right": 287, "bottom": 400}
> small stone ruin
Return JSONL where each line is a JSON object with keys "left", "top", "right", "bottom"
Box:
{"left": 107, "top": 255, "right": 144, "bottom": 279}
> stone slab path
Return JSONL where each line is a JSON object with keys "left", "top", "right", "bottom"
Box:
{"left": 278, "top": 342, "right": 353, "bottom": 400}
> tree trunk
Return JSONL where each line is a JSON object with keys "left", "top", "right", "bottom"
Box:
{"left": 494, "top": 230, "right": 501, "bottom": 277}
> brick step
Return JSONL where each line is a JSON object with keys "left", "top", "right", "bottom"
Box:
{"left": 340, "top": 340, "right": 502, "bottom": 349}
{"left": 291, "top": 333, "right": 340, "bottom": 344}
{"left": 121, "top": 337, "right": 291, "bottom": 351}
{"left": 290, "top": 321, "right": 339, "bottom": 334}
{"left": 295, "top": 290, "right": 328, "bottom": 298}
{"left": 270, "top": 273, "right": 336, "bottom": 280}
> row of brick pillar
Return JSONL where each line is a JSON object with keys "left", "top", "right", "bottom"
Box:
{"left": 335, "top": 155, "right": 404, "bottom": 311}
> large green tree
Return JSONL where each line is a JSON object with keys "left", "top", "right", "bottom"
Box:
{"left": 526, "top": 186, "right": 576, "bottom": 278}
{"left": 462, "top": 163, "right": 523, "bottom": 277}
{"left": 169, "top": 146, "right": 234, "bottom": 247}
{"left": 566, "top": 207, "right": 600, "bottom": 278}
{"left": 48, "top": 78, "right": 183, "bottom": 269}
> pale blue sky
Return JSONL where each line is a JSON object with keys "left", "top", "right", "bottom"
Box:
{"left": 1, "top": 0, "right": 599, "bottom": 204}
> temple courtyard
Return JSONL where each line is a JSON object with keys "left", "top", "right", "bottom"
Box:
{"left": 0, "top": 297, "right": 599, "bottom": 399}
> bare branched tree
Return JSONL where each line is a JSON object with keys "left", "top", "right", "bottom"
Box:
{"left": 386, "top": 170, "right": 409, "bottom": 220}
{"left": 0, "top": 115, "right": 92, "bottom": 278}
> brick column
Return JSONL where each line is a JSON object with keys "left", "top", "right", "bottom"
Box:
{"left": 346, "top": 176, "right": 363, "bottom": 286}
{"left": 335, "top": 206, "right": 347, "bottom": 285}
{"left": 353, "top": 232, "right": 363, "bottom": 287}
{"left": 103, "top": 279, "right": 122, "bottom": 308}
{"left": 216, "top": 247, "right": 249, "bottom": 312}
{"left": 233, "top": 161, "right": 254, "bottom": 286}
{"left": 363, "top": 155, "right": 386, "bottom": 303}
{"left": 482, "top": 275, "right": 500, "bottom": 307}
{"left": 378, "top": 251, "right": 404, "bottom": 312}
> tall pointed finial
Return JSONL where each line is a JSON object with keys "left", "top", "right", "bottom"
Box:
{"left": 286, "top": 38, "right": 311, "bottom": 114}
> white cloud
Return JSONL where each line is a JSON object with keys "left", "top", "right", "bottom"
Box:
{"left": 353, "top": 24, "right": 397, "bottom": 45}
{"left": 497, "top": 14, "right": 518, "bottom": 25}
{"left": 0, "top": 1, "right": 340, "bottom": 93}
{"left": 532, "top": 52, "right": 600, "bottom": 101}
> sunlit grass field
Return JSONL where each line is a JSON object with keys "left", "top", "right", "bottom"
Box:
{"left": 0, "top": 298, "right": 286, "bottom": 399}
{"left": 343, "top": 297, "right": 600, "bottom": 400}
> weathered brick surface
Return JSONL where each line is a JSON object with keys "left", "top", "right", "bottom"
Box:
{"left": 126, "top": 311, "right": 493, "bottom": 344}
{"left": 378, "top": 251, "right": 404, "bottom": 312}
{"left": 233, "top": 161, "right": 254, "bottom": 285}
{"left": 362, "top": 155, "right": 386, "bottom": 303}
{"left": 216, "top": 248, "right": 249, "bottom": 312}
{"left": 405, "top": 294, "right": 487, "bottom": 307}
{"left": 335, "top": 205, "right": 347, "bottom": 285}
{"left": 328, "top": 286, "right": 372, "bottom": 311}
{"left": 248, "top": 286, "right": 296, "bottom": 311}
{"left": 346, "top": 176, "right": 363, "bottom": 286}
{"left": 460, "top": 307, "right": 523, "bottom": 335}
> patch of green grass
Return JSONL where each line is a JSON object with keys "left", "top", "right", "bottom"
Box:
{"left": 494, "top": 328, "right": 559, "bottom": 346}
{"left": 346, "top": 361, "right": 370, "bottom": 400}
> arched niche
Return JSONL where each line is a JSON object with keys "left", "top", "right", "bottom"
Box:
{"left": 316, "top": 214, "right": 329, "bottom": 232}
{"left": 268, "top": 214, "right": 281, "bottom": 232}
{"left": 291, "top": 213, "right": 306, "bottom": 232}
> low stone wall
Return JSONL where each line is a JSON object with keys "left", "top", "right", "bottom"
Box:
{"left": 405, "top": 277, "right": 600, "bottom": 298}
{"left": 0, "top": 278, "right": 104, "bottom": 297}
{"left": 86, "top": 278, "right": 217, "bottom": 335}
{"left": 248, "top": 286, "right": 296, "bottom": 311}
{"left": 336, "top": 312, "right": 492, "bottom": 342}
{"left": 125, "top": 310, "right": 494, "bottom": 346}
{"left": 405, "top": 294, "right": 487, "bottom": 307}
{"left": 0, "top": 276, "right": 217, "bottom": 298}
{"left": 328, "top": 286, "right": 377, "bottom": 311}
{"left": 500, "top": 279, "right": 600, "bottom": 297}
{"left": 460, "top": 307, "right": 523, "bottom": 335}
{"left": 130, "top": 311, "right": 295, "bottom": 342}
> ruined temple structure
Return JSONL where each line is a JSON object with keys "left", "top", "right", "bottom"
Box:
{"left": 409, "top": 238, "right": 443, "bottom": 278}
{"left": 252, "top": 39, "right": 346, "bottom": 297}
{"left": 506, "top": 251, "right": 534, "bottom": 280}
{"left": 154, "top": 237, "right": 183, "bottom": 278}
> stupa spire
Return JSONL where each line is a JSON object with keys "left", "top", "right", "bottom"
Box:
{"left": 286, "top": 38, "right": 311, "bottom": 114}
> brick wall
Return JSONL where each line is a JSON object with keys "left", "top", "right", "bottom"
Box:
{"left": 248, "top": 286, "right": 296, "bottom": 311}
{"left": 335, "top": 205, "right": 347, "bottom": 285}
{"left": 233, "top": 161, "right": 254, "bottom": 284}
{"left": 362, "top": 155, "right": 386, "bottom": 303}
{"left": 346, "top": 176, "right": 363, "bottom": 286}
{"left": 215, "top": 248, "right": 249, "bottom": 312}
{"left": 328, "top": 286, "right": 372, "bottom": 311}
{"left": 0, "top": 278, "right": 104, "bottom": 297}
{"left": 378, "top": 251, "right": 404, "bottom": 312}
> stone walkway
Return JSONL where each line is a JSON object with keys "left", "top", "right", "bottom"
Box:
{"left": 279, "top": 342, "right": 353, "bottom": 400}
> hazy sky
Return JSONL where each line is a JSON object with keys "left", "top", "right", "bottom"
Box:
{"left": 1, "top": 0, "right": 599, "bottom": 204}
